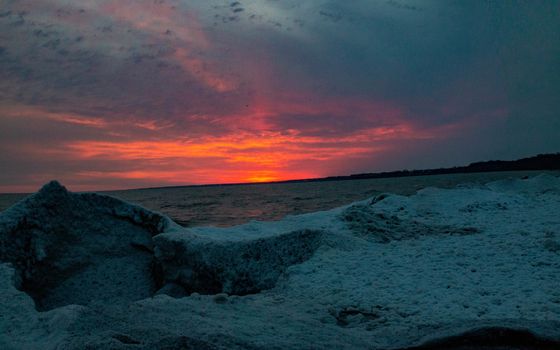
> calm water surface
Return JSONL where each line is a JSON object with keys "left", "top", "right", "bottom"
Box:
{"left": 1, "top": 171, "right": 557, "bottom": 227}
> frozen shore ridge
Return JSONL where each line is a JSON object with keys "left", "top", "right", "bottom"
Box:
{"left": 1, "top": 175, "right": 560, "bottom": 349}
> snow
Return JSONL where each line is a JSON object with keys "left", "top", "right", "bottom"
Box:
{"left": 0, "top": 181, "right": 174, "bottom": 311}
{"left": 155, "top": 228, "right": 324, "bottom": 295}
{"left": 1, "top": 174, "right": 560, "bottom": 349}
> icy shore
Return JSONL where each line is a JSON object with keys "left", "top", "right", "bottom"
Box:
{"left": 1, "top": 175, "right": 560, "bottom": 349}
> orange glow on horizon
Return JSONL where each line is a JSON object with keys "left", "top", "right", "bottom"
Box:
{"left": 0, "top": 95, "right": 453, "bottom": 191}
{"left": 0, "top": 0, "right": 520, "bottom": 195}
{"left": 74, "top": 168, "right": 316, "bottom": 186}
{"left": 54, "top": 123, "right": 423, "bottom": 186}
{"left": 64, "top": 127, "right": 409, "bottom": 165}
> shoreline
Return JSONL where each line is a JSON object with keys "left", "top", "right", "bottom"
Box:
{"left": 1, "top": 174, "right": 559, "bottom": 348}
{"left": 2, "top": 170, "right": 559, "bottom": 228}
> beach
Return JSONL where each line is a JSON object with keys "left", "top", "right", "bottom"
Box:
{"left": 1, "top": 173, "right": 559, "bottom": 349}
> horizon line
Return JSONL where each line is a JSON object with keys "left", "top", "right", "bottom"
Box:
{"left": 2, "top": 152, "right": 558, "bottom": 195}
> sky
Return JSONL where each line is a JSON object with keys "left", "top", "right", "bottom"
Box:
{"left": 0, "top": 0, "right": 559, "bottom": 192}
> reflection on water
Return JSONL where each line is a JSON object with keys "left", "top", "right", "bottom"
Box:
{"left": 0, "top": 171, "right": 556, "bottom": 227}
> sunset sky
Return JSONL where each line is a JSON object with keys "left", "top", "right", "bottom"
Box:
{"left": 0, "top": 0, "right": 559, "bottom": 192}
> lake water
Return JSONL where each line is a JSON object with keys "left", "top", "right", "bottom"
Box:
{"left": 1, "top": 171, "right": 557, "bottom": 227}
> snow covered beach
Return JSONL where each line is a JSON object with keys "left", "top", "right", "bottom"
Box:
{"left": 1, "top": 174, "right": 560, "bottom": 349}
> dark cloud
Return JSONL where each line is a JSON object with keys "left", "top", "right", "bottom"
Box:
{"left": 269, "top": 113, "right": 381, "bottom": 137}
{"left": 0, "top": 0, "right": 558, "bottom": 191}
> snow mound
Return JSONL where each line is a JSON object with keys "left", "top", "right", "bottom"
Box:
{"left": 0, "top": 263, "right": 85, "bottom": 349}
{"left": 0, "top": 181, "right": 172, "bottom": 310}
{"left": 1, "top": 173, "right": 559, "bottom": 349}
{"left": 0, "top": 181, "right": 326, "bottom": 310}
{"left": 486, "top": 173, "right": 560, "bottom": 195}
{"left": 154, "top": 228, "right": 324, "bottom": 295}
{"left": 341, "top": 203, "right": 480, "bottom": 242}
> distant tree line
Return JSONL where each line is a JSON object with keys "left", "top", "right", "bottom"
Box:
{"left": 285, "top": 153, "right": 560, "bottom": 183}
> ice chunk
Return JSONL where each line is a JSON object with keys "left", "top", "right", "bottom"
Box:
{"left": 0, "top": 263, "right": 83, "bottom": 349}
{"left": 154, "top": 228, "right": 324, "bottom": 295}
{"left": 0, "top": 181, "right": 172, "bottom": 310}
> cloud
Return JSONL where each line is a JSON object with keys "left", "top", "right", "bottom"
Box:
{"left": 0, "top": 0, "right": 559, "bottom": 192}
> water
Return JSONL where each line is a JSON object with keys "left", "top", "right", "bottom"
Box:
{"left": 0, "top": 171, "right": 556, "bottom": 227}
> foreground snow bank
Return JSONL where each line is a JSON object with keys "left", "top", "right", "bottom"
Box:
{"left": 1, "top": 174, "right": 560, "bottom": 349}
{"left": 0, "top": 181, "right": 173, "bottom": 310}
{"left": 155, "top": 228, "right": 324, "bottom": 295}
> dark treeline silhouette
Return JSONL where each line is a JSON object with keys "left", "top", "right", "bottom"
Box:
{"left": 136, "top": 153, "right": 560, "bottom": 190}
{"left": 284, "top": 153, "right": 560, "bottom": 184}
